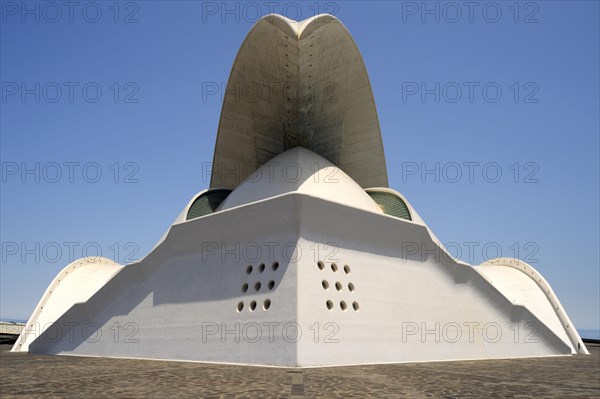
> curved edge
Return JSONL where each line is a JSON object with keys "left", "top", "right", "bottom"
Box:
{"left": 366, "top": 187, "right": 467, "bottom": 266}
{"left": 258, "top": 13, "right": 298, "bottom": 37}
{"left": 176, "top": 187, "right": 232, "bottom": 222}
{"left": 208, "top": 14, "right": 295, "bottom": 189}
{"left": 365, "top": 187, "right": 415, "bottom": 221}
{"left": 211, "top": 13, "right": 388, "bottom": 189}
{"left": 299, "top": 14, "right": 388, "bottom": 187}
{"left": 150, "top": 188, "right": 215, "bottom": 252}
{"left": 479, "top": 257, "right": 588, "bottom": 355}
{"left": 11, "top": 257, "right": 121, "bottom": 353}
{"left": 177, "top": 189, "right": 210, "bottom": 224}
{"left": 257, "top": 14, "right": 342, "bottom": 42}
{"left": 296, "top": 13, "right": 338, "bottom": 37}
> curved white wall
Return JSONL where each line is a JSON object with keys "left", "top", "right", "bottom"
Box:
{"left": 476, "top": 258, "right": 588, "bottom": 354}
{"left": 12, "top": 257, "right": 121, "bottom": 352}
{"left": 218, "top": 147, "right": 382, "bottom": 214}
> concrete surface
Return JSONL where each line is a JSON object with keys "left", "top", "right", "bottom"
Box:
{"left": 211, "top": 14, "right": 388, "bottom": 190}
{"left": 1, "top": 343, "right": 598, "bottom": 398}
{"left": 23, "top": 188, "right": 583, "bottom": 365}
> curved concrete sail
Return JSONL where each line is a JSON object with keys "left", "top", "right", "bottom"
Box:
{"left": 477, "top": 258, "right": 588, "bottom": 355}
{"left": 210, "top": 14, "right": 388, "bottom": 190}
{"left": 12, "top": 257, "right": 121, "bottom": 353}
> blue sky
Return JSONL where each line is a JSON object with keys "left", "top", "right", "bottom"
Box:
{"left": 1, "top": 1, "right": 598, "bottom": 333}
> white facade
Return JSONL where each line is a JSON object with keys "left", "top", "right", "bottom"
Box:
{"left": 13, "top": 14, "right": 588, "bottom": 366}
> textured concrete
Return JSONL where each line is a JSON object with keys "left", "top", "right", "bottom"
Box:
{"left": 211, "top": 15, "right": 388, "bottom": 190}
{"left": 1, "top": 344, "right": 598, "bottom": 398}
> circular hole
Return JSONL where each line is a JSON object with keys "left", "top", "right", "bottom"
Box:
{"left": 268, "top": 280, "right": 275, "bottom": 290}
{"left": 317, "top": 261, "right": 325, "bottom": 270}
{"left": 348, "top": 283, "right": 355, "bottom": 292}
{"left": 263, "top": 299, "right": 271, "bottom": 310}
{"left": 250, "top": 301, "right": 257, "bottom": 311}
{"left": 331, "top": 263, "right": 338, "bottom": 272}
{"left": 344, "top": 265, "right": 351, "bottom": 274}
{"left": 335, "top": 282, "right": 342, "bottom": 291}
{"left": 322, "top": 280, "right": 329, "bottom": 290}
{"left": 237, "top": 302, "right": 244, "bottom": 312}
{"left": 326, "top": 300, "right": 333, "bottom": 310}
{"left": 340, "top": 301, "right": 347, "bottom": 311}
{"left": 272, "top": 262, "right": 279, "bottom": 271}
{"left": 246, "top": 265, "right": 253, "bottom": 274}
{"left": 259, "top": 263, "right": 265, "bottom": 273}
{"left": 255, "top": 282, "right": 261, "bottom": 291}
{"left": 352, "top": 302, "right": 359, "bottom": 311}
{"left": 242, "top": 283, "right": 249, "bottom": 293}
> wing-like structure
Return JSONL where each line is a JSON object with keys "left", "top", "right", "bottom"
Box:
{"left": 211, "top": 14, "right": 388, "bottom": 189}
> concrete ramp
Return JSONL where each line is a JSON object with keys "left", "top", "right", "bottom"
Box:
{"left": 476, "top": 258, "right": 588, "bottom": 355}
{"left": 12, "top": 257, "right": 121, "bottom": 353}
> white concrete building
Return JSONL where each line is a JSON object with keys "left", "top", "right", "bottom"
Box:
{"left": 12, "top": 14, "right": 588, "bottom": 366}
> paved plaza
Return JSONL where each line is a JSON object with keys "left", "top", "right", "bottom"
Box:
{"left": 1, "top": 344, "right": 598, "bottom": 398}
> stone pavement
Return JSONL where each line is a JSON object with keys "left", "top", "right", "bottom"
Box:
{"left": 1, "top": 344, "right": 598, "bottom": 398}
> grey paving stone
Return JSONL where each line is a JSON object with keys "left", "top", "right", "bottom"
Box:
{"left": 1, "top": 344, "right": 598, "bottom": 398}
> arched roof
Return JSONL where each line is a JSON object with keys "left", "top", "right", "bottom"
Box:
{"left": 12, "top": 257, "right": 121, "bottom": 353}
{"left": 210, "top": 14, "right": 388, "bottom": 190}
